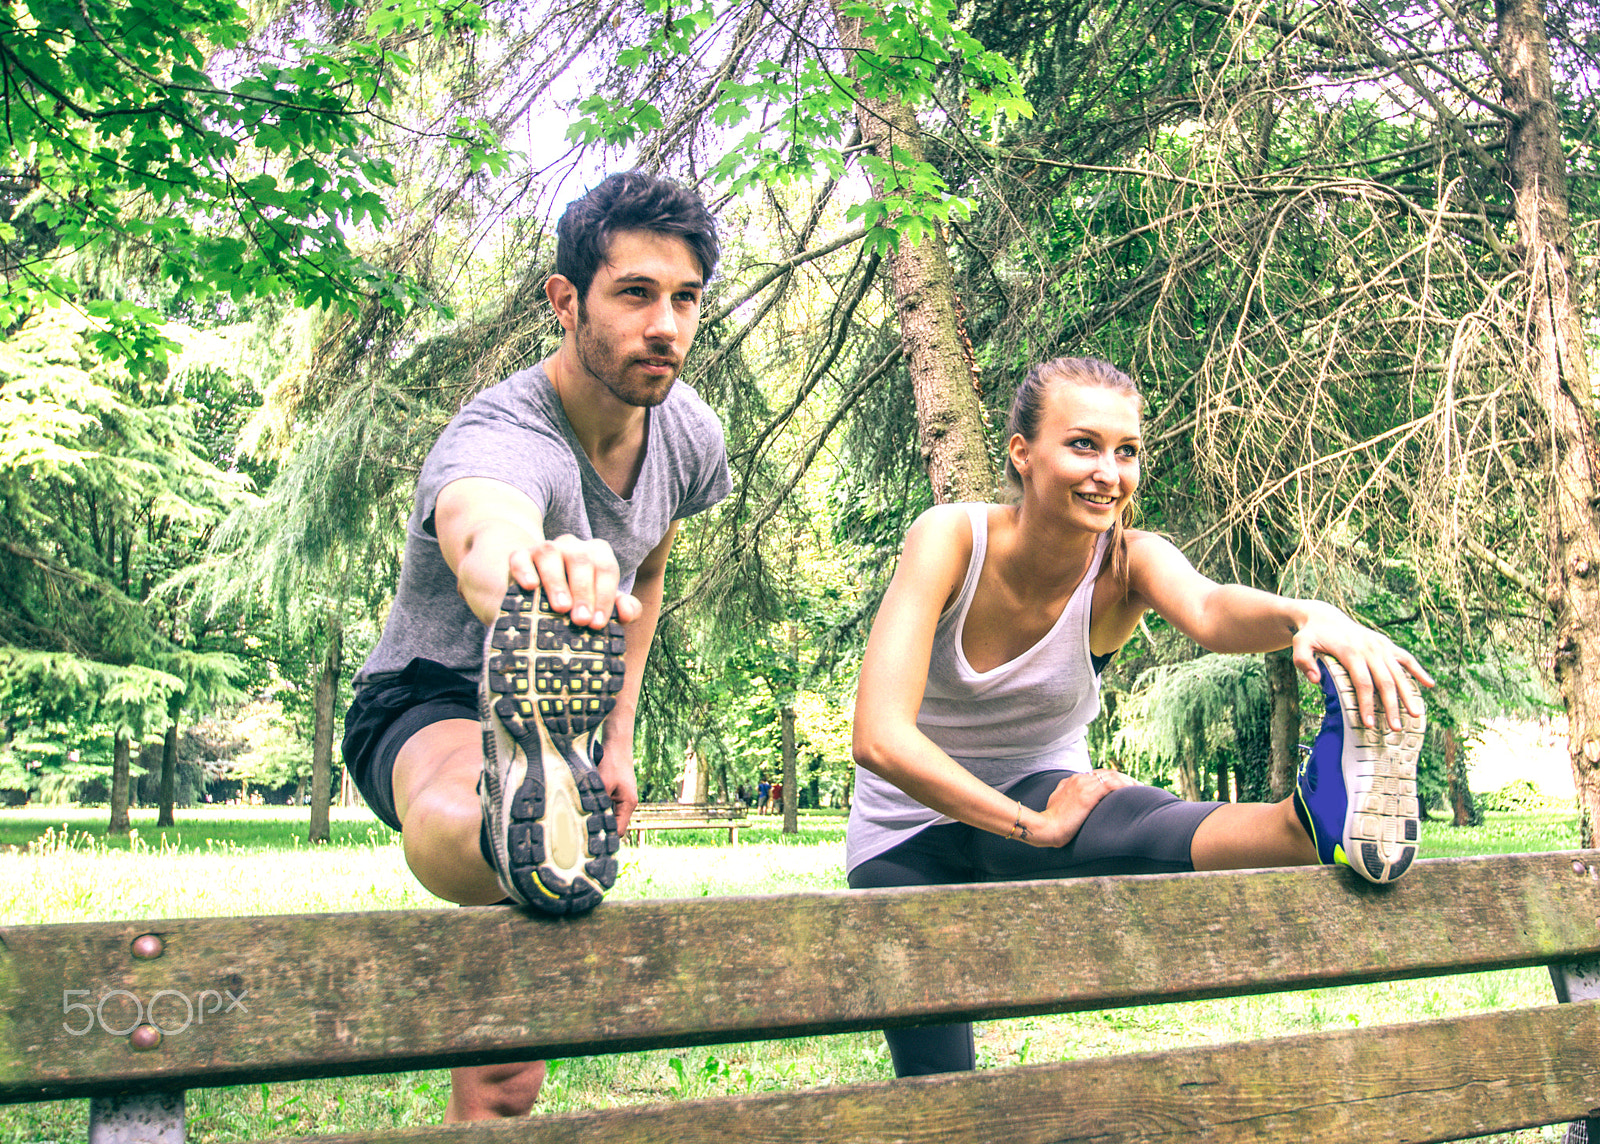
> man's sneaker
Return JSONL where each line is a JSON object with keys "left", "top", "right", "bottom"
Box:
{"left": 479, "top": 585, "right": 624, "bottom": 914}
{"left": 1294, "top": 654, "right": 1424, "bottom": 884}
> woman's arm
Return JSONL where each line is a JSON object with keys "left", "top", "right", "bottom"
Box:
{"left": 853, "top": 506, "right": 1128, "bottom": 847}
{"left": 1122, "top": 531, "right": 1433, "bottom": 729}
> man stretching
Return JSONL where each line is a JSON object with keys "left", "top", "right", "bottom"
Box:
{"left": 342, "top": 171, "right": 730, "bottom": 1118}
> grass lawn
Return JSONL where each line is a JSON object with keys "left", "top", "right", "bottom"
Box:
{"left": 0, "top": 804, "right": 1584, "bottom": 1143}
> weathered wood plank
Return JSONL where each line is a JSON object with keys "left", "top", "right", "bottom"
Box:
{"left": 263, "top": 1000, "right": 1600, "bottom": 1144}
{"left": 2, "top": 851, "right": 1598, "bottom": 1101}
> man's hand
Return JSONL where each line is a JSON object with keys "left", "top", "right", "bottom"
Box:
{"left": 436, "top": 478, "right": 643, "bottom": 629}
{"left": 597, "top": 739, "right": 640, "bottom": 834}
{"left": 511, "top": 534, "right": 643, "bottom": 630}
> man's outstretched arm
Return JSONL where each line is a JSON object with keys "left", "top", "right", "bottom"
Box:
{"left": 433, "top": 476, "right": 641, "bottom": 628}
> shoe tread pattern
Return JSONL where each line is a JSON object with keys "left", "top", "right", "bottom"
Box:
{"left": 482, "top": 588, "right": 623, "bottom": 915}
{"left": 1322, "top": 656, "right": 1424, "bottom": 884}
{"left": 488, "top": 593, "right": 625, "bottom": 740}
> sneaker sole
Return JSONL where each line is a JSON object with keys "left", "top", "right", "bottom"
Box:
{"left": 1320, "top": 654, "right": 1424, "bottom": 883}
{"left": 482, "top": 588, "right": 624, "bottom": 914}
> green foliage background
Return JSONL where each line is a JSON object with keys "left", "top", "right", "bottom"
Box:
{"left": 0, "top": 0, "right": 1586, "bottom": 821}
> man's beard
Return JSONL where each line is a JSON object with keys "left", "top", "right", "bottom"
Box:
{"left": 574, "top": 308, "right": 678, "bottom": 408}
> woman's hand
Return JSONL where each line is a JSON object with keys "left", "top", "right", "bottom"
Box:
{"left": 1027, "top": 768, "right": 1140, "bottom": 848}
{"left": 1291, "top": 604, "right": 1433, "bottom": 731}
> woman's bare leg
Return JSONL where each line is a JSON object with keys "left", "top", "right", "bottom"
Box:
{"left": 1190, "top": 797, "right": 1317, "bottom": 871}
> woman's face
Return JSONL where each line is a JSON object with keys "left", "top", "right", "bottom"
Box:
{"left": 1009, "top": 379, "right": 1142, "bottom": 531}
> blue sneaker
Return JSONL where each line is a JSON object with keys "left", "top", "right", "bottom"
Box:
{"left": 1295, "top": 654, "right": 1424, "bottom": 883}
{"left": 479, "top": 584, "right": 624, "bottom": 914}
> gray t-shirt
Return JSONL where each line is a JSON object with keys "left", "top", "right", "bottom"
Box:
{"left": 356, "top": 364, "right": 732, "bottom": 685}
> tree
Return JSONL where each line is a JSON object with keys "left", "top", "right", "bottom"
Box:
{"left": 1113, "top": 653, "right": 1268, "bottom": 798}
{"left": 194, "top": 379, "right": 425, "bottom": 840}
{"left": 0, "top": 308, "right": 248, "bottom": 825}
{"left": 0, "top": 648, "right": 181, "bottom": 821}
{"left": 1494, "top": 0, "right": 1600, "bottom": 844}
{"left": 830, "top": 3, "right": 996, "bottom": 502}
{"left": 0, "top": 0, "right": 505, "bottom": 367}
{"left": 0, "top": 0, "right": 520, "bottom": 827}
{"left": 568, "top": 0, "right": 1030, "bottom": 505}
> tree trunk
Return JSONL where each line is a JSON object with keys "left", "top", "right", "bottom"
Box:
{"left": 1236, "top": 547, "right": 1299, "bottom": 803}
{"left": 310, "top": 614, "right": 344, "bottom": 844}
{"left": 1175, "top": 705, "right": 1204, "bottom": 801}
{"left": 157, "top": 694, "right": 181, "bottom": 828}
{"left": 1498, "top": 0, "right": 1600, "bottom": 847}
{"left": 1234, "top": 676, "right": 1272, "bottom": 803}
{"left": 781, "top": 702, "right": 798, "bottom": 834}
{"left": 108, "top": 732, "right": 131, "bottom": 836}
{"left": 832, "top": 6, "right": 995, "bottom": 505}
{"left": 1444, "top": 725, "right": 1480, "bottom": 827}
{"left": 1267, "top": 650, "right": 1300, "bottom": 799}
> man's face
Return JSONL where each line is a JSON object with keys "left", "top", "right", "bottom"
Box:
{"left": 570, "top": 229, "right": 705, "bottom": 408}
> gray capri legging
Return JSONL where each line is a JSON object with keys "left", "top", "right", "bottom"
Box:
{"left": 846, "top": 772, "right": 1223, "bottom": 1078}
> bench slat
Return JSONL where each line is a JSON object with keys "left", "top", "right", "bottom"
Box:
{"left": 629, "top": 804, "right": 746, "bottom": 816}
{"left": 3, "top": 851, "right": 1598, "bottom": 1101}
{"left": 263, "top": 1000, "right": 1600, "bottom": 1144}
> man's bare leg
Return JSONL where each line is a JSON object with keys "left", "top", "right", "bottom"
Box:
{"left": 394, "top": 718, "right": 546, "bottom": 1118}
{"left": 446, "top": 1062, "right": 547, "bottom": 1121}
{"left": 393, "top": 718, "right": 504, "bottom": 905}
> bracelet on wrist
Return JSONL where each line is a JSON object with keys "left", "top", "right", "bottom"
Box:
{"left": 1006, "top": 798, "right": 1030, "bottom": 842}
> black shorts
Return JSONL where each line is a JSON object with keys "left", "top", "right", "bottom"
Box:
{"left": 342, "top": 659, "right": 478, "bottom": 831}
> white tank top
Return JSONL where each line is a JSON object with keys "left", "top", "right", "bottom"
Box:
{"left": 845, "top": 503, "right": 1111, "bottom": 871}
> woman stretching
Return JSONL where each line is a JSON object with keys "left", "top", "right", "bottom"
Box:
{"left": 847, "top": 356, "right": 1430, "bottom": 1078}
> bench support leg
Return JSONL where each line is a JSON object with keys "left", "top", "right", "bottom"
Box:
{"left": 1551, "top": 957, "right": 1600, "bottom": 1004}
{"left": 1552, "top": 958, "right": 1600, "bottom": 1143}
{"left": 88, "top": 1090, "right": 185, "bottom": 1144}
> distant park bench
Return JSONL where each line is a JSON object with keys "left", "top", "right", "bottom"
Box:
{"left": 3, "top": 851, "right": 1600, "bottom": 1142}
{"left": 625, "top": 801, "right": 748, "bottom": 845}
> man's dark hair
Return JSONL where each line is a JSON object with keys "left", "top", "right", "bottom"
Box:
{"left": 555, "top": 171, "right": 720, "bottom": 303}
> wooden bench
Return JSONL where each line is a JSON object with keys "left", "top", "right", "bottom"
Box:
{"left": 625, "top": 801, "right": 748, "bottom": 844}
{"left": 4, "top": 850, "right": 1600, "bottom": 1142}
